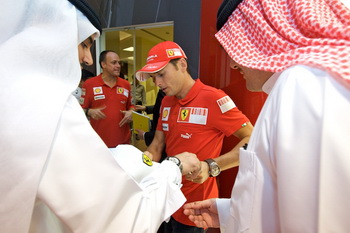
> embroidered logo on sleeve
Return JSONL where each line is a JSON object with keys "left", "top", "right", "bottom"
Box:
{"left": 93, "top": 87, "right": 103, "bottom": 95}
{"left": 142, "top": 153, "right": 153, "bottom": 166}
{"left": 81, "top": 88, "right": 86, "bottom": 96}
{"left": 217, "top": 96, "right": 236, "bottom": 113}
{"left": 117, "top": 87, "right": 129, "bottom": 97}
{"left": 177, "top": 107, "right": 208, "bottom": 125}
{"left": 162, "top": 107, "right": 171, "bottom": 121}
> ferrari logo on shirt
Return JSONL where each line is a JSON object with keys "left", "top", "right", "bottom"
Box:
{"left": 217, "top": 96, "right": 236, "bottom": 113}
{"left": 162, "top": 107, "right": 170, "bottom": 121}
{"left": 142, "top": 153, "right": 153, "bottom": 166}
{"left": 117, "top": 87, "right": 129, "bottom": 97}
{"left": 93, "top": 87, "right": 103, "bottom": 95}
{"left": 177, "top": 107, "right": 208, "bottom": 125}
{"left": 180, "top": 108, "right": 190, "bottom": 121}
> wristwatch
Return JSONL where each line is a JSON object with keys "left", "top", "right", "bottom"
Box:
{"left": 165, "top": 156, "right": 183, "bottom": 173}
{"left": 205, "top": 158, "right": 221, "bottom": 177}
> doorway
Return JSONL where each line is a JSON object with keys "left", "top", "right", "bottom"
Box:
{"left": 97, "top": 22, "right": 174, "bottom": 150}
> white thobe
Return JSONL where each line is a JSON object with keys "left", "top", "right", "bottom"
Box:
{"left": 29, "top": 95, "right": 185, "bottom": 233}
{"left": 217, "top": 65, "right": 350, "bottom": 232}
{"left": 0, "top": 1, "right": 185, "bottom": 232}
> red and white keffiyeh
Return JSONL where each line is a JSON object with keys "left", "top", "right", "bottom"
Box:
{"left": 216, "top": 0, "right": 350, "bottom": 89}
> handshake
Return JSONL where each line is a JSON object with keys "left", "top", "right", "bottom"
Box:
{"left": 144, "top": 151, "right": 202, "bottom": 181}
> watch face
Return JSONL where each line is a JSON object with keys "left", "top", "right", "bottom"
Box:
{"left": 205, "top": 159, "right": 221, "bottom": 177}
{"left": 167, "top": 157, "right": 180, "bottom": 166}
{"left": 210, "top": 165, "right": 220, "bottom": 176}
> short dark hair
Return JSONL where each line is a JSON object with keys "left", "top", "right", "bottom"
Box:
{"left": 169, "top": 58, "right": 191, "bottom": 74}
{"left": 99, "top": 50, "right": 116, "bottom": 68}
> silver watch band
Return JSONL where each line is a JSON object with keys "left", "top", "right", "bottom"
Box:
{"left": 165, "top": 156, "right": 183, "bottom": 173}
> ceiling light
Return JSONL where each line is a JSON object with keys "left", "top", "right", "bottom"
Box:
{"left": 123, "top": 47, "right": 134, "bottom": 52}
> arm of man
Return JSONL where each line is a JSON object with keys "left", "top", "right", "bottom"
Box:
{"left": 85, "top": 106, "right": 106, "bottom": 120}
{"left": 190, "top": 122, "right": 253, "bottom": 183}
{"left": 214, "top": 122, "right": 253, "bottom": 171}
{"left": 119, "top": 109, "right": 133, "bottom": 127}
{"left": 183, "top": 198, "right": 221, "bottom": 229}
{"left": 145, "top": 130, "right": 165, "bottom": 162}
{"left": 119, "top": 81, "right": 136, "bottom": 126}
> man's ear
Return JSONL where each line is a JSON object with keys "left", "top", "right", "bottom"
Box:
{"left": 179, "top": 58, "right": 188, "bottom": 72}
{"left": 101, "top": 61, "right": 106, "bottom": 69}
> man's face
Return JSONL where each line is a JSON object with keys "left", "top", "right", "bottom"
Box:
{"left": 230, "top": 59, "right": 274, "bottom": 92}
{"left": 101, "top": 52, "right": 121, "bottom": 77}
{"left": 150, "top": 59, "right": 186, "bottom": 98}
{"left": 78, "top": 35, "right": 96, "bottom": 68}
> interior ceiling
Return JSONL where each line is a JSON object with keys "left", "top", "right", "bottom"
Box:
{"left": 106, "top": 26, "right": 173, "bottom": 42}
{"left": 104, "top": 25, "right": 173, "bottom": 65}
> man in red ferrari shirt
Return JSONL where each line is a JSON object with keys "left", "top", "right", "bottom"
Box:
{"left": 136, "top": 41, "right": 253, "bottom": 233}
{"left": 81, "top": 50, "right": 134, "bottom": 148}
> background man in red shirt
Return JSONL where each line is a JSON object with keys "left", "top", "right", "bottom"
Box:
{"left": 81, "top": 50, "right": 135, "bottom": 148}
{"left": 136, "top": 41, "right": 253, "bottom": 233}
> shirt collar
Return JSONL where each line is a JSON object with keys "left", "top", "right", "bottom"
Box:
{"left": 177, "top": 79, "right": 203, "bottom": 105}
{"left": 97, "top": 74, "right": 121, "bottom": 87}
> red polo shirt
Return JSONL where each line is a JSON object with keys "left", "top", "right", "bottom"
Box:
{"left": 81, "top": 74, "right": 134, "bottom": 147}
{"left": 157, "top": 79, "right": 249, "bottom": 226}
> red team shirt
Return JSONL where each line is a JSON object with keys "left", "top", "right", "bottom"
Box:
{"left": 80, "top": 74, "right": 134, "bottom": 148}
{"left": 157, "top": 79, "right": 249, "bottom": 226}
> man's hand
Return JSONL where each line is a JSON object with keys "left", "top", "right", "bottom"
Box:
{"left": 87, "top": 106, "right": 106, "bottom": 120}
{"left": 135, "top": 105, "right": 146, "bottom": 111}
{"left": 174, "top": 152, "right": 201, "bottom": 180}
{"left": 135, "top": 129, "right": 145, "bottom": 140}
{"left": 186, "top": 161, "right": 210, "bottom": 183}
{"left": 119, "top": 110, "right": 133, "bottom": 127}
{"left": 183, "top": 199, "right": 220, "bottom": 229}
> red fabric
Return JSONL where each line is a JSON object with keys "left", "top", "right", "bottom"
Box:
{"left": 136, "top": 41, "right": 187, "bottom": 81}
{"left": 81, "top": 74, "right": 134, "bottom": 147}
{"left": 215, "top": 0, "right": 350, "bottom": 89}
{"left": 157, "top": 79, "right": 249, "bottom": 226}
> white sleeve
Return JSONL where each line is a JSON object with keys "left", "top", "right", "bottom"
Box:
{"left": 268, "top": 65, "right": 350, "bottom": 231}
{"left": 222, "top": 65, "right": 350, "bottom": 232}
{"left": 216, "top": 198, "right": 231, "bottom": 233}
{"left": 111, "top": 145, "right": 186, "bottom": 227}
{"left": 138, "top": 160, "right": 186, "bottom": 221}
{"left": 34, "top": 96, "right": 185, "bottom": 233}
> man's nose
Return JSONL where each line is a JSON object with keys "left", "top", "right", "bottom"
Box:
{"left": 83, "top": 50, "right": 93, "bottom": 66}
{"left": 154, "top": 77, "right": 162, "bottom": 87}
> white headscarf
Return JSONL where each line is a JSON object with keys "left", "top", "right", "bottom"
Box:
{"left": 0, "top": 0, "right": 99, "bottom": 231}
